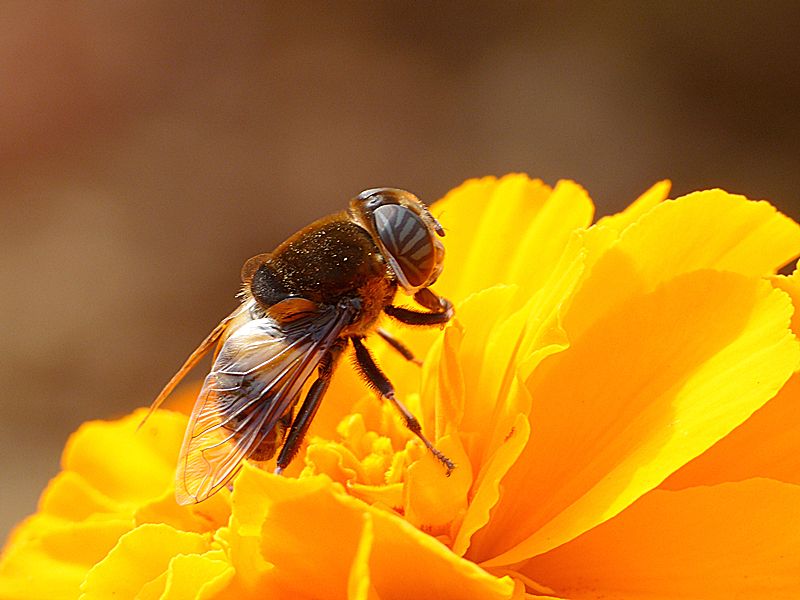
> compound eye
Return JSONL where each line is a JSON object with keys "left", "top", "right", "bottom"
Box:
{"left": 374, "top": 203, "right": 436, "bottom": 289}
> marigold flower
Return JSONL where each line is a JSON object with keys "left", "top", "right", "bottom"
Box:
{"left": 3, "top": 174, "right": 800, "bottom": 599}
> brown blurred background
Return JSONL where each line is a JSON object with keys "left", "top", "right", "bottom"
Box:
{"left": 2, "top": 2, "right": 799, "bottom": 540}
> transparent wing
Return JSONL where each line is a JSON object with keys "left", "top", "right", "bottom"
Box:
{"left": 175, "top": 303, "right": 351, "bottom": 504}
{"left": 141, "top": 300, "right": 253, "bottom": 428}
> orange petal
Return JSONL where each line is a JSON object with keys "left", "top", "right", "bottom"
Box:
{"left": 233, "top": 466, "right": 515, "bottom": 599}
{"left": 663, "top": 269, "right": 800, "bottom": 489}
{"left": 663, "top": 373, "right": 800, "bottom": 489}
{"left": 474, "top": 271, "right": 798, "bottom": 565}
{"left": 366, "top": 495, "right": 516, "bottom": 600}
{"left": 517, "top": 479, "right": 800, "bottom": 599}
{"left": 773, "top": 267, "right": 800, "bottom": 334}
{"left": 452, "top": 410, "right": 530, "bottom": 557}
{"left": 347, "top": 514, "right": 377, "bottom": 600}
{"left": 227, "top": 464, "right": 319, "bottom": 592}
{"left": 310, "top": 352, "right": 375, "bottom": 441}
{"left": 304, "top": 440, "right": 362, "bottom": 483}
{"left": 404, "top": 433, "right": 472, "bottom": 540}
{"left": 348, "top": 481, "right": 403, "bottom": 512}
{"left": 254, "top": 476, "right": 378, "bottom": 599}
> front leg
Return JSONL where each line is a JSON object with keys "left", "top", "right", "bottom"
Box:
{"left": 384, "top": 287, "right": 454, "bottom": 327}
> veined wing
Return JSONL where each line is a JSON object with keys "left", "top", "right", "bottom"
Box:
{"left": 175, "top": 302, "right": 352, "bottom": 504}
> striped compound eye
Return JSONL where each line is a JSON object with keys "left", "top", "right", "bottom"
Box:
{"left": 373, "top": 203, "right": 443, "bottom": 291}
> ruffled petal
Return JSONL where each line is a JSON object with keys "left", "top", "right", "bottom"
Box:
{"left": 619, "top": 188, "right": 800, "bottom": 279}
{"left": 79, "top": 523, "right": 211, "bottom": 599}
{"left": 569, "top": 189, "right": 800, "bottom": 340}
{"left": 231, "top": 465, "right": 516, "bottom": 599}
{"left": 0, "top": 517, "right": 132, "bottom": 600}
{"left": 594, "top": 180, "right": 671, "bottom": 233}
{"left": 138, "top": 550, "right": 234, "bottom": 600}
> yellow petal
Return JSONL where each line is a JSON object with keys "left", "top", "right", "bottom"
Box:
{"left": 435, "top": 285, "right": 518, "bottom": 443}
{"left": 475, "top": 270, "right": 798, "bottom": 566}
{"left": 434, "top": 176, "right": 500, "bottom": 273}
{"left": 433, "top": 175, "right": 547, "bottom": 303}
{"left": 0, "top": 518, "right": 132, "bottom": 600}
{"left": 145, "top": 551, "right": 234, "bottom": 600}
{"left": 506, "top": 180, "right": 594, "bottom": 300}
{"left": 79, "top": 523, "right": 210, "bottom": 600}
{"left": 134, "top": 486, "right": 231, "bottom": 534}
{"left": 432, "top": 325, "right": 466, "bottom": 437}
{"left": 569, "top": 189, "right": 800, "bottom": 340}
{"left": 517, "top": 479, "right": 800, "bottom": 599}
{"left": 623, "top": 188, "right": 800, "bottom": 278}
{"left": 63, "top": 409, "right": 186, "bottom": 504}
{"left": 433, "top": 175, "right": 593, "bottom": 305}
{"left": 38, "top": 471, "right": 119, "bottom": 520}
{"left": 594, "top": 180, "right": 671, "bottom": 233}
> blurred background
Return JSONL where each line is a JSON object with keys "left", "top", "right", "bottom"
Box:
{"left": 2, "top": 2, "right": 799, "bottom": 540}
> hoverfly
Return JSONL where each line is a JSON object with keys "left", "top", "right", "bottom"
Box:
{"left": 146, "top": 188, "right": 455, "bottom": 504}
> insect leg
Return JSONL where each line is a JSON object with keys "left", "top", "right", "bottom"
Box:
{"left": 351, "top": 336, "right": 454, "bottom": 475}
{"left": 274, "top": 341, "right": 345, "bottom": 474}
{"left": 414, "top": 288, "right": 452, "bottom": 314}
{"left": 377, "top": 328, "right": 422, "bottom": 366}
{"left": 384, "top": 288, "right": 453, "bottom": 327}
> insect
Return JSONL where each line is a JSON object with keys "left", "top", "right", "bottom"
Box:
{"left": 146, "top": 188, "right": 455, "bottom": 504}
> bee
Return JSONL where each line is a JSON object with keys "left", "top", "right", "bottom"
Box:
{"left": 146, "top": 188, "right": 455, "bottom": 504}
